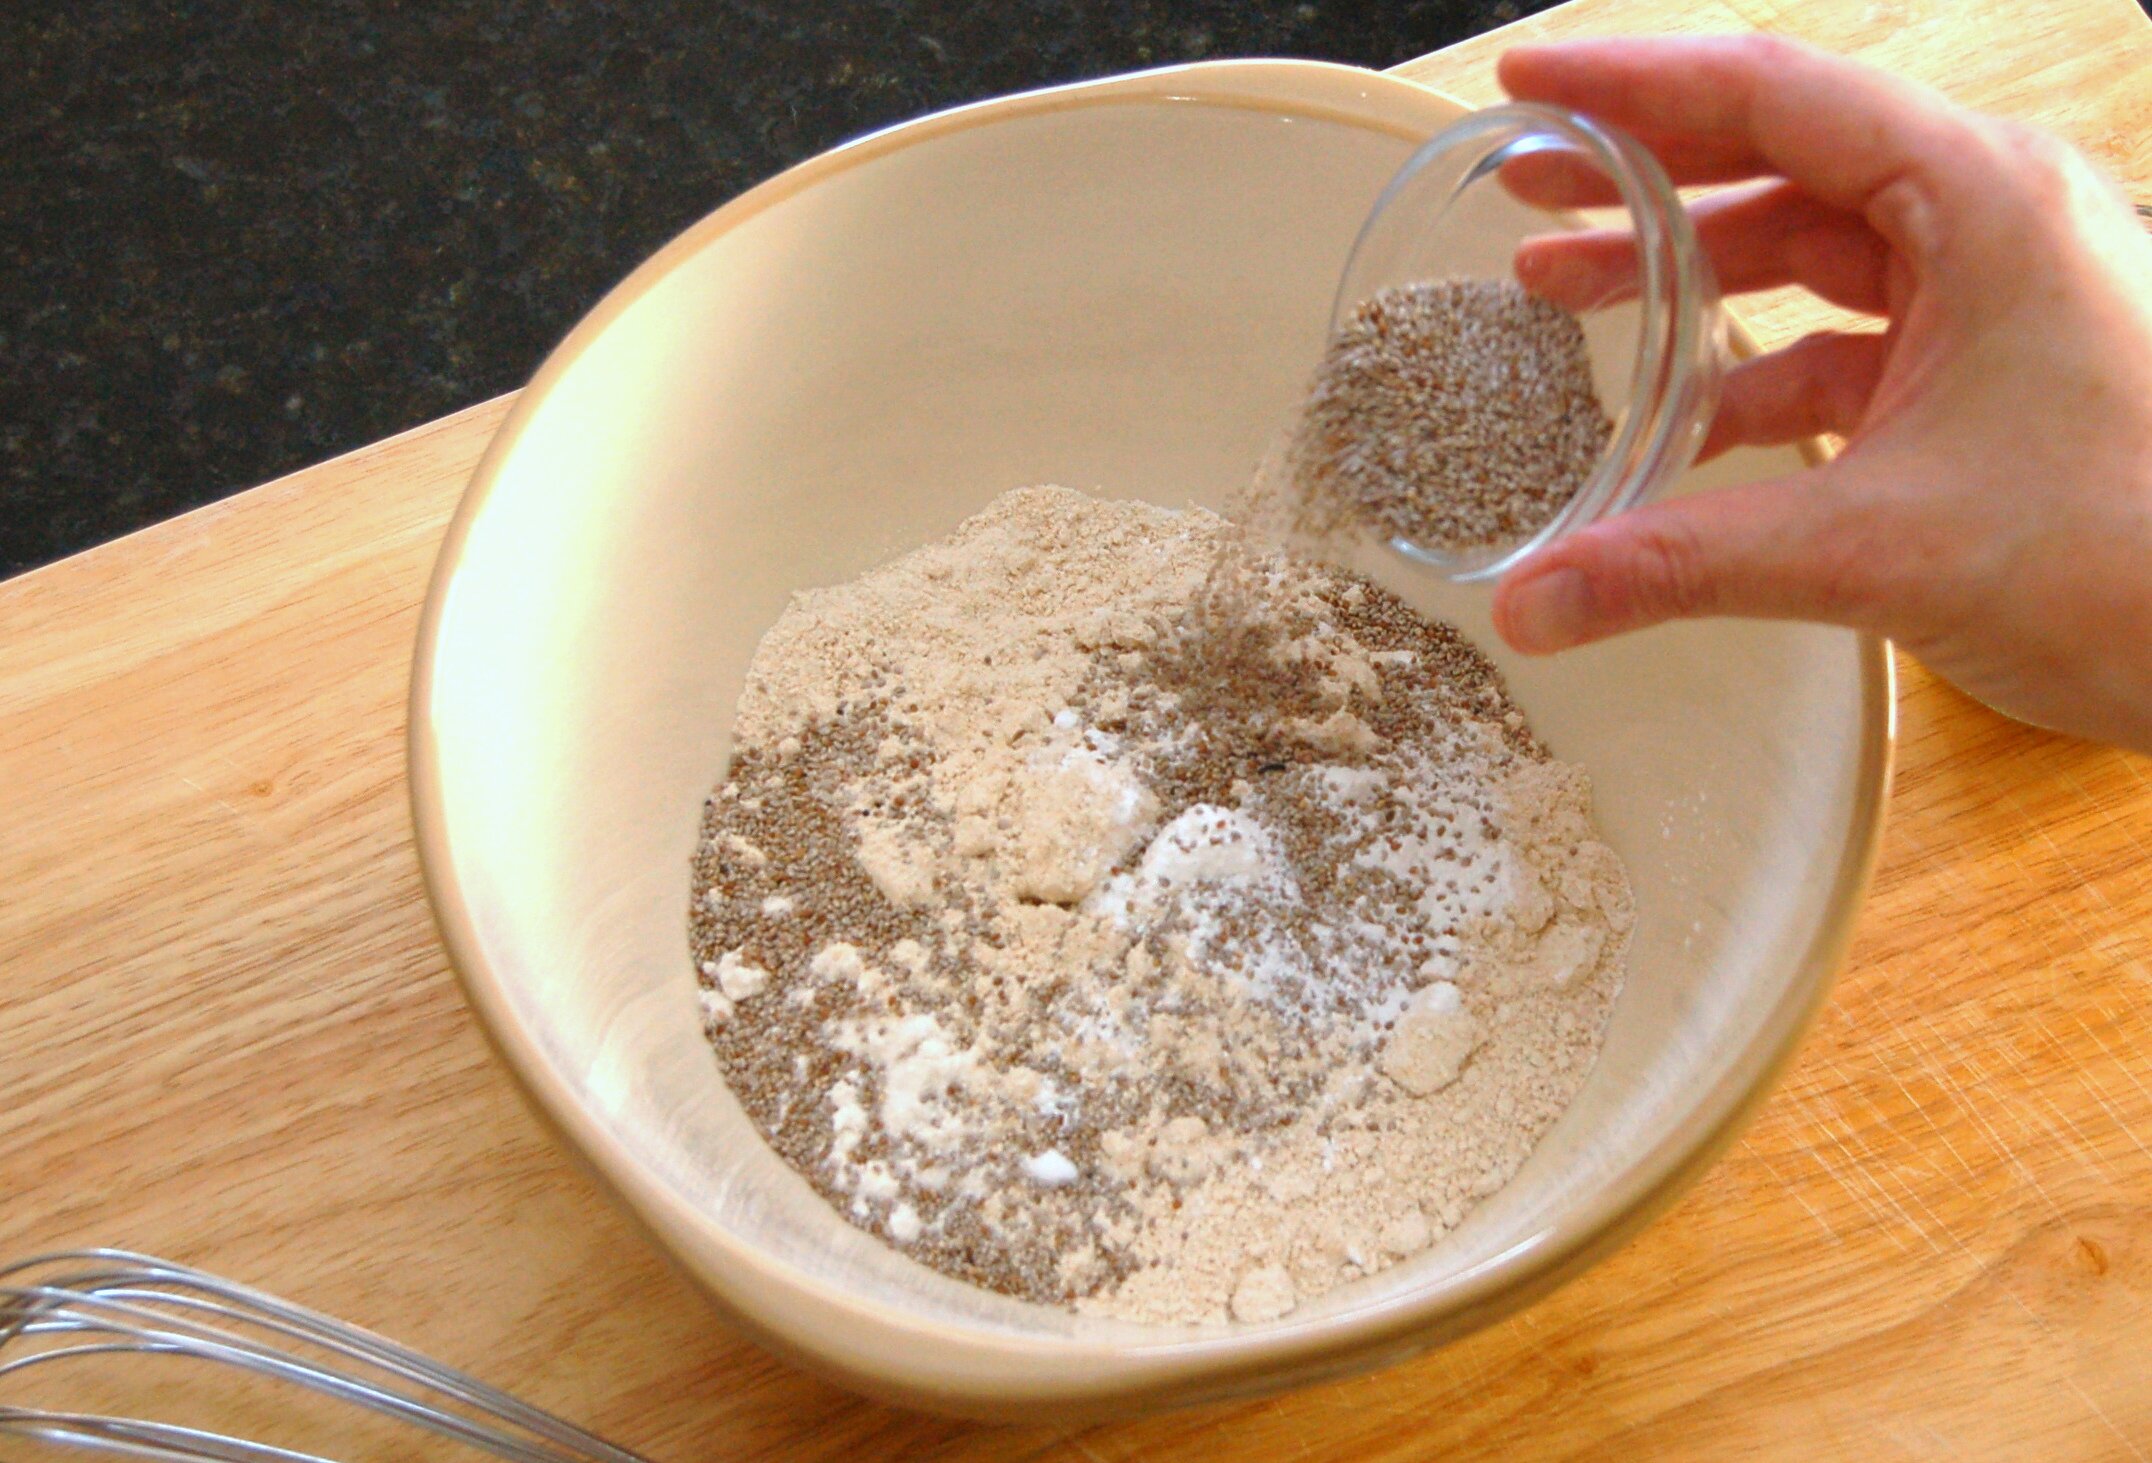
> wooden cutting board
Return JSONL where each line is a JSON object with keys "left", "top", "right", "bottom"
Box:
{"left": 4, "top": 0, "right": 2150, "bottom": 1456}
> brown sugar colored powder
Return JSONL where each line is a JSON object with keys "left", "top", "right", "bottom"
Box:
{"left": 689, "top": 486, "right": 1633, "bottom": 1324}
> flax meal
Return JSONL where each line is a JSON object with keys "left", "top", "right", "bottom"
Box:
{"left": 688, "top": 486, "right": 1631, "bottom": 1326}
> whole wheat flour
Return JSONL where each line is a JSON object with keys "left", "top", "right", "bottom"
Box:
{"left": 689, "top": 485, "right": 1631, "bottom": 1325}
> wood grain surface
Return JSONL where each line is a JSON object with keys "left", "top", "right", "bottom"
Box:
{"left": 5, "top": 0, "right": 2152, "bottom": 1456}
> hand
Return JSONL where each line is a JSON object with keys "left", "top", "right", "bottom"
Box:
{"left": 1485, "top": 36, "right": 2152, "bottom": 753}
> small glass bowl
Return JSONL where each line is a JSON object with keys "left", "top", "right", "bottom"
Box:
{"left": 1330, "top": 101, "right": 1729, "bottom": 582}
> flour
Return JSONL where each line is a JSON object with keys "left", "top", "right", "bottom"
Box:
{"left": 689, "top": 485, "right": 1631, "bottom": 1323}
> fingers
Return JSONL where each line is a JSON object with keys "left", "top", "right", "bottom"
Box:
{"left": 1515, "top": 183, "right": 1893, "bottom": 315}
{"left": 1701, "top": 330, "right": 1889, "bottom": 458}
{"left": 1713, "top": 186, "right": 1892, "bottom": 314}
{"left": 1491, "top": 466, "right": 1879, "bottom": 652}
{"left": 1498, "top": 136, "right": 1759, "bottom": 207}
{"left": 1497, "top": 36, "right": 1976, "bottom": 237}
{"left": 1512, "top": 227, "right": 1636, "bottom": 313}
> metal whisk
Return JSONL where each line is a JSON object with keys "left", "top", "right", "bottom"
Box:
{"left": 0, "top": 1250, "right": 654, "bottom": 1462}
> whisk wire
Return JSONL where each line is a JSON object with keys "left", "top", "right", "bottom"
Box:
{"left": 0, "top": 1250, "right": 653, "bottom": 1463}
{"left": 3, "top": 1410, "right": 338, "bottom": 1463}
{"left": 7, "top": 1284, "right": 573, "bottom": 1461}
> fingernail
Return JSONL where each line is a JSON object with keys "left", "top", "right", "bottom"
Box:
{"left": 1503, "top": 568, "right": 1594, "bottom": 653}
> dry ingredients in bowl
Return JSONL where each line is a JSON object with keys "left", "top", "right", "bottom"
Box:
{"left": 688, "top": 486, "right": 1632, "bottom": 1326}
{"left": 1289, "top": 278, "right": 1613, "bottom": 554}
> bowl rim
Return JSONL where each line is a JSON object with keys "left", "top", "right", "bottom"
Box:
{"left": 408, "top": 56, "right": 1896, "bottom": 1417}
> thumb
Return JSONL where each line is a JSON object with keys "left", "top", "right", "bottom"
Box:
{"left": 1492, "top": 468, "right": 1874, "bottom": 653}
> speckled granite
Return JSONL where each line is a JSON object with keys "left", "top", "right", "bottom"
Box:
{"left": 1, "top": 0, "right": 1554, "bottom": 578}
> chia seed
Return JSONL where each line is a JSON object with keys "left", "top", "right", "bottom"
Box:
{"left": 1289, "top": 278, "right": 1612, "bottom": 553}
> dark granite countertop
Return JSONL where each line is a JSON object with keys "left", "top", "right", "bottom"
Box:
{"left": 2, "top": 0, "right": 1552, "bottom": 578}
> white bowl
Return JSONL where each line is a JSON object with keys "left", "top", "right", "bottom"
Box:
{"left": 411, "top": 59, "right": 1891, "bottom": 1420}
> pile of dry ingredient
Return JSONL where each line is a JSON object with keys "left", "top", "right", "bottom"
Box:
{"left": 1288, "top": 278, "right": 1613, "bottom": 554}
{"left": 689, "top": 485, "right": 1633, "bottom": 1326}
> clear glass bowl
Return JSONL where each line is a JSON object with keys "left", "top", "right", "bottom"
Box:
{"left": 1331, "top": 101, "right": 1729, "bottom": 582}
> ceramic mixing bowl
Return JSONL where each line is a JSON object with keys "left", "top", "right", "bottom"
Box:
{"left": 410, "top": 59, "right": 1892, "bottom": 1420}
